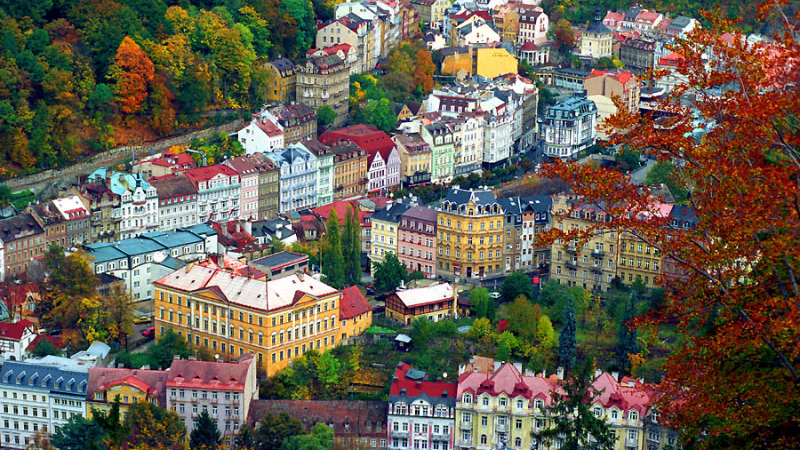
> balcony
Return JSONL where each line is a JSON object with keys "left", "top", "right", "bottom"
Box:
{"left": 494, "top": 423, "right": 508, "bottom": 432}
{"left": 591, "top": 265, "right": 603, "bottom": 274}
{"left": 565, "top": 260, "right": 579, "bottom": 268}
{"left": 390, "top": 430, "right": 409, "bottom": 439}
{"left": 565, "top": 245, "right": 579, "bottom": 254}
{"left": 460, "top": 422, "right": 472, "bottom": 430}
{"left": 431, "top": 433, "right": 450, "bottom": 441}
{"left": 591, "top": 249, "right": 605, "bottom": 257}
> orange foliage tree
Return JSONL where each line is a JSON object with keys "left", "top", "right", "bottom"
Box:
{"left": 538, "top": 5, "right": 800, "bottom": 449}
{"left": 109, "top": 36, "right": 155, "bottom": 115}
{"left": 413, "top": 49, "right": 435, "bottom": 94}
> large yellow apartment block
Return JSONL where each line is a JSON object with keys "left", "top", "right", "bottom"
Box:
{"left": 153, "top": 262, "right": 344, "bottom": 377}
{"left": 436, "top": 189, "right": 505, "bottom": 280}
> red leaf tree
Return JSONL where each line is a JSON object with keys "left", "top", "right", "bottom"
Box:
{"left": 538, "top": 5, "right": 800, "bottom": 449}
{"left": 109, "top": 36, "right": 155, "bottom": 115}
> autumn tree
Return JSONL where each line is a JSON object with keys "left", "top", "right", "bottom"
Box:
{"left": 103, "top": 283, "right": 134, "bottom": 345}
{"left": 506, "top": 295, "right": 538, "bottom": 341}
{"left": 109, "top": 36, "right": 154, "bottom": 115}
{"left": 123, "top": 401, "right": 185, "bottom": 450}
{"left": 413, "top": 49, "right": 435, "bottom": 94}
{"left": 553, "top": 19, "right": 576, "bottom": 53}
{"left": 539, "top": 5, "right": 800, "bottom": 448}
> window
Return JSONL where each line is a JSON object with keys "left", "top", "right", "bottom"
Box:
{"left": 629, "top": 410, "right": 639, "bottom": 421}
{"left": 462, "top": 394, "right": 471, "bottom": 404}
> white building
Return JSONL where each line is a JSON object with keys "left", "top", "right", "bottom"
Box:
{"left": 166, "top": 355, "right": 258, "bottom": 445}
{"left": 540, "top": 91, "right": 598, "bottom": 160}
{"left": 184, "top": 164, "right": 242, "bottom": 223}
{"left": 264, "top": 144, "right": 319, "bottom": 214}
{"left": 149, "top": 175, "right": 199, "bottom": 232}
{"left": 388, "top": 362, "right": 456, "bottom": 450}
{"left": 83, "top": 224, "right": 217, "bottom": 301}
{"left": 237, "top": 118, "right": 285, "bottom": 154}
{"left": 0, "top": 320, "right": 36, "bottom": 363}
{"left": 86, "top": 169, "right": 159, "bottom": 240}
{"left": 0, "top": 348, "right": 109, "bottom": 449}
{"left": 454, "top": 114, "right": 484, "bottom": 176}
{"left": 481, "top": 104, "right": 514, "bottom": 168}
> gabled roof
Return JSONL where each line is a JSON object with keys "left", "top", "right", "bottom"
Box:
{"left": 457, "top": 362, "right": 558, "bottom": 403}
{"left": 87, "top": 367, "right": 168, "bottom": 406}
{"left": 393, "top": 283, "right": 453, "bottom": 308}
{"left": 254, "top": 119, "right": 283, "bottom": 138}
{"left": 404, "top": 101, "right": 422, "bottom": 115}
{"left": 339, "top": 286, "right": 371, "bottom": 320}
{"left": 440, "top": 188, "right": 499, "bottom": 208}
{"left": 0, "top": 319, "right": 35, "bottom": 341}
{"left": 587, "top": 69, "right": 635, "bottom": 85}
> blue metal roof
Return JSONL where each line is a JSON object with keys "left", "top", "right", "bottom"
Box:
{"left": 142, "top": 230, "right": 204, "bottom": 248}
{"left": 0, "top": 359, "right": 89, "bottom": 398}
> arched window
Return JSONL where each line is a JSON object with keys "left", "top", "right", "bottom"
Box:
{"left": 514, "top": 438, "right": 522, "bottom": 448}
{"left": 534, "top": 399, "right": 544, "bottom": 409}
{"left": 462, "top": 393, "right": 472, "bottom": 404}
{"left": 480, "top": 435, "right": 487, "bottom": 445}
{"left": 516, "top": 400, "right": 524, "bottom": 409}
{"left": 629, "top": 410, "right": 639, "bottom": 421}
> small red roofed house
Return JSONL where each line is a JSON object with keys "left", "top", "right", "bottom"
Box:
{"left": 133, "top": 148, "right": 197, "bottom": 179}
{"left": 0, "top": 319, "right": 36, "bottom": 362}
{"left": 339, "top": 286, "right": 372, "bottom": 343}
{"left": 86, "top": 367, "right": 169, "bottom": 418}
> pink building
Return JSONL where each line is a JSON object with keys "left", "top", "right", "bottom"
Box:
{"left": 398, "top": 206, "right": 438, "bottom": 278}
{"left": 225, "top": 156, "right": 260, "bottom": 220}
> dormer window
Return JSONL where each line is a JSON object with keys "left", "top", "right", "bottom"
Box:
{"left": 629, "top": 410, "right": 639, "bottom": 421}
{"left": 462, "top": 394, "right": 472, "bottom": 404}
{"left": 534, "top": 399, "right": 544, "bottom": 409}
{"left": 95, "top": 392, "right": 103, "bottom": 400}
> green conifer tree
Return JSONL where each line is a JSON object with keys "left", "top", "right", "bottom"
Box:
{"left": 322, "top": 209, "right": 346, "bottom": 289}
{"left": 558, "top": 297, "right": 577, "bottom": 370}
{"left": 616, "top": 293, "right": 641, "bottom": 373}
{"left": 342, "top": 206, "right": 362, "bottom": 285}
{"left": 190, "top": 410, "right": 222, "bottom": 449}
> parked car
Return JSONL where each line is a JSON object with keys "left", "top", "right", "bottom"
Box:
{"left": 133, "top": 315, "right": 151, "bottom": 324}
{"left": 46, "top": 328, "right": 62, "bottom": 337}
{"left": 141, "top": 327, "right": 155, "bottom": 338}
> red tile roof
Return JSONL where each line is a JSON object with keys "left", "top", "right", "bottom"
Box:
{"left": 587, "top": 69, "right": 634, "bottom": 85}
{"left": 520, "top": 41, "right": 540, "bottom": 51}
{"left": 319, "top": 125, "right": 395, "bottom": 155}
{"left": 255, "top": 119, "right": 283, "bottom": 137}
{"left": 1, "top": 283, "right": 39, "bottom": 311}
{"left": 339, "top": 286, "right": 371, "bottom": 320}
{"left": 390, "top": 362, "right": 456, "bottom": 397}
{"left": 658, "top": 51, "right": 686, "bottom": 67}
{"left": 0, "top": 320, "right": 35, "bottom": 341}
{"left": 247, "top": 400, "right": 387, "bottom": 437}
{"left": 313, "top": 200, "right": 367, "bottom": 226}
{"left": 167, "top": 357, "right": 253, "bottom": 392}
{"left": 308, "top": 43, "right": 353, "bottom": 56}
{"left": 87, "top": 367, "right": 169, "bottom": 408}
{"left": 457, "top": 362, "right": 559, "bottom": 404}
{"left": 184, "top": 164, "right": 239, "bottom": 183}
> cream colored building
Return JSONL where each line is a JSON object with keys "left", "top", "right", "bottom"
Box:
{"left": 475, "top": 48, "right": 518, "bottom": 79}
{"left": 296, "top": 54, "right": 351, "bottom": 128}
{"left": 580, "top": 11, "right": 614, "bottom": 59}
{"left": 549, "top": 195, "right": 618, "bottom": 293}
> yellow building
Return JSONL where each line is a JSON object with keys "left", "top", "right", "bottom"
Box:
{"left": 476, "top": 48, "right": 518, "bottom": 79}
{"left": 153, "top": 262, "right": 346, "bottom": 377}
{"left": 455, "top": 363, "right": 654, "bottom": 450}
{"left": 549, "top": 195, "right": 619, "bottom": 293}
{"left": 616, "top": 203, "right": 673, "bottom": 288}
{"left": 393, "top": 132, "right": 432, "bottom": 185}
{"left": 331, "top": 140, "right": 369, "bottom": 200}
{"left": 265, "top": 58, "right": 297, "bottom": 103}
{"left": 339, "top": 286, "right": 373, "bottom": 343}
{"left": 441, "top": 47, "right": 473, "bottom": 77}
{"left": 436, "top": 188, "right": 504, "bottom": 280}
{"left": 370, "top": 202, "right": 413, "bottom": 272}
{"left": 86, "top": 367, "right": 167, "bottom": 419}
{"left": 493, "top": 6, "right": 519, "bottom": 43}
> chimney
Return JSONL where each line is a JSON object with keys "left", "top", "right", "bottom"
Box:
{"left": 611, "top": 371, "right": 619, "bottom": 381}
{"left": 542, "top": 368, "right": 546, "bottom": 378}
{"left": 594, "top": 369, "right": 602, "bottom": 378}
{"left": 557, "top": 366, "right": 564, "bottom": 380}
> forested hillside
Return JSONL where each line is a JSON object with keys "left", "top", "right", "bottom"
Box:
{"left": 0, "top": 0, "right": 335, "bottom": 175}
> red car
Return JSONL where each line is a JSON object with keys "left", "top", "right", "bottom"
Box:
{"left": 141, "top": 327, "right": 155, "bottom": 338}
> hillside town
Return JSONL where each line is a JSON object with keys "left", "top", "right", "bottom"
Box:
{"left": 0, "top": 0, "right": 796, "bottom": 449}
